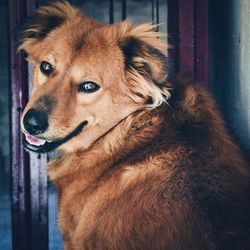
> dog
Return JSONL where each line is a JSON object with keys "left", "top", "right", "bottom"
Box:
{"left": 18, "top": 2, "right": 250, "bottom": 249}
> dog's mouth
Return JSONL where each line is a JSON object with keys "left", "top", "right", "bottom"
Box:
{"left": 23, "top": 121, "right": 88, "bottom": 153}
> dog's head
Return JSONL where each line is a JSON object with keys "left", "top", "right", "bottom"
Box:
{"left": 18, "top": 1, "right": 170, "bottom": 153}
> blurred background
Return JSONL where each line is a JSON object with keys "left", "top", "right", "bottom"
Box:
{"left": 0, "top": 0, "right": 249, "bottom": 249}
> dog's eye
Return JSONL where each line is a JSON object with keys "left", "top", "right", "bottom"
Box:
{"left": 78, "top": 81, "right": 100, "bottom": 93}
{"left": 40, "top": 61, "right": 53, "bottom": 76}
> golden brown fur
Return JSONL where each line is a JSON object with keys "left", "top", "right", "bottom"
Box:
{"left": 19, "top": 2, "right": 250, "bottom": 249}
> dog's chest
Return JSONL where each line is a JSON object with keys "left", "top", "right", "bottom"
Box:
{"left": 57, "top": 165, "right": 166, "bottom": 248}
{"left": 57, "top": 170, "right": 124, "bottom": 243}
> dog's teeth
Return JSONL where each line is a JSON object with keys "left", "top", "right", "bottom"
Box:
{"left": 25, "top": 134, "right": 46, "bottom": 146}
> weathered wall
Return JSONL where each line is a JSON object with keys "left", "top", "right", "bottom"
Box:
{"left": 0, "top": 1, "right": 12, "bottom": 249}
{"left": 0, "top": 1, "right": 10, "bottom": 174}
{"left": 238, "top": 1, "right": 250, "bottom": 151}
{"left": 209, "top": 0, "right": 250, "bottom": 152}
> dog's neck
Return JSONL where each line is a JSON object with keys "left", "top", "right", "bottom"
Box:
{"left": 47, "top": 81, "right": 210, "bottom": 187}
{"left": 48, "top": 106, "right": 166, "bottom": 187}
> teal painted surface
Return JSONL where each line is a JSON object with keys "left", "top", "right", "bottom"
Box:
{"left": 209, "top": 0, "right": 250, "bottom": 151}
{"left": 49, "top": 184, "right": 63, "bottom": 250}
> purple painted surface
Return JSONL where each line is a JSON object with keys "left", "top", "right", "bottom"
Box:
{"left": 195, "top": 0, "right": 209, "bottom": 87}
{"left": 8, "top": 0, "right": 31, "bottom": 249}
{"left": 9, "top": 0, "right": 49, "bottom": 249}
{"left": 178, "top": 0, "right": 195, "bottom": 77}
{"left": 26, "top": 1, "right": 49, "bottom": 249}
{"left": 167, "top": 0, "right": 209, "bottom": 87}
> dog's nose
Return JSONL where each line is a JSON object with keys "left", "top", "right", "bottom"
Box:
{"left": 23, "top": 108, "right": 48, "bottom": 135}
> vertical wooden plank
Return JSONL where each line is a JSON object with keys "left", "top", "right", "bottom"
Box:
{"left": 122, "top": 0, "right": 126, "bottom": 20}
{"left": 25, "top": 2, "right": 49, "bottom": 250}
{"left": 194, "top": 0, "right": 209, "bottom": 87}
{"left": 8, "top": 0, "right": 31, "bottom": 249}
{"left": 151, "top": 0, "right": 159, "bottom": 30}
{"left": 9, "top": 0, "right": 49, "bottom": 249}
{"left": 28, "top": 65, "right": 48, "bottom": 250}
{"left": 167, "top": 0, "right": 179, "bottom": 76}
{"left": 29, "top": 152, "right": 48, "bottom": 250}
{"left": 168, "top": 0, "right": 208, "bottom": 84}
{"left": 109, "top": 0, "right": 114, "bottom": 24}
{"left": 156, "top": 0, "right": 159, "bottom": 26}
{"left": 152, "top": 0, "right": 155, "bottom": 22}
{"left": 178, "top": 0, "right": 195, "bottom": 77}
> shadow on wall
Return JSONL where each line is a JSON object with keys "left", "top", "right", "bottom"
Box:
{"left": 209, "top": 0, "right": 250, "bottom": 154}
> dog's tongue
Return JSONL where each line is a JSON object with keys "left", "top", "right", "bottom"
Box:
{"left": 25, "top": 134, "right": 46, "bottom": 146}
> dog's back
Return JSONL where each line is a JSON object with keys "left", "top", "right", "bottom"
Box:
{"left": 49, "top": 80, "right": 250, "bottom": 250}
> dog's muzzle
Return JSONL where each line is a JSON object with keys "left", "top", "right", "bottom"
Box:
{"left": 23, "top": 120, "right": 88, "bottom": 153}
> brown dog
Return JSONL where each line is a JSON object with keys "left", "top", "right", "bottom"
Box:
{"left": 19, "top": 2, "right": 250, "bottom": 249}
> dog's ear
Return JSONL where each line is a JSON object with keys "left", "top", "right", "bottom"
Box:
{"left": 17, "top": 1, "right": 80, "bottom": 52}
{"left": 114, "top": 21, "right": 171, "bottom": 108}
{"left": 117, "top": 21, "right": 168, "bottom": 85}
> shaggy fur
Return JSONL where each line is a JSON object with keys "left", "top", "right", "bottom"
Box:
{"left": 19, "top": 2, "right": 250, "bottom": 249}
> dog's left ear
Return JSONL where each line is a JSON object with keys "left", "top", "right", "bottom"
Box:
{"left": 17, "top": 1, "right": 81, "bottom": 53}
{"left": 113, "top": 21, "right": 171, "bottom": 108}
{"left": 116, "top": 21, "right": 168, "bottom": 85}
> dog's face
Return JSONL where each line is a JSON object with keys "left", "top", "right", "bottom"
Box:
{"left": 19, "top": 2, "right": 170, "bottom": 153}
